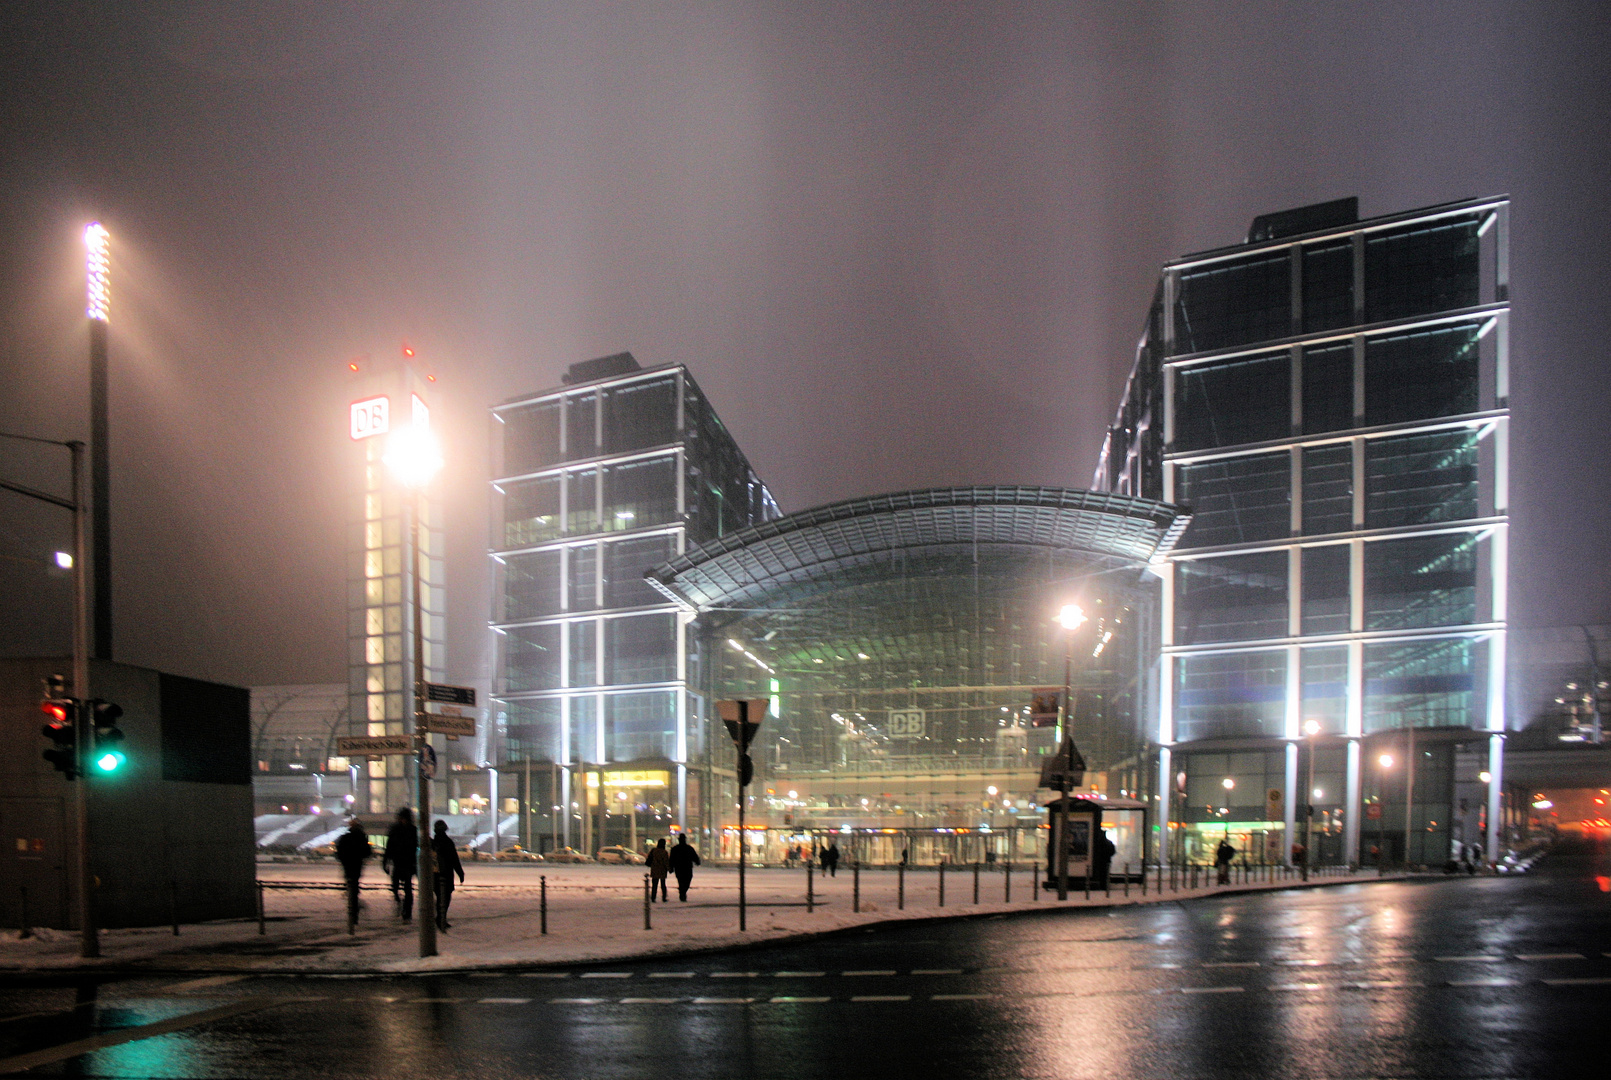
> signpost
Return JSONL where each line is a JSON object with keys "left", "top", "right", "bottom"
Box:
{"left": 336, "top": 734, "right": 415, "bottom": 756}
{"left": 424, "top": 682, "right": 476, "bottom": 706}
{"left": 718, "top": 699, "right": 768, "bottom": 930}
{"left": 420, "top": 714, "right": 476, "bottom": 737}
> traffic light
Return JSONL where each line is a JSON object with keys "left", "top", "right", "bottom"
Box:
{"left": 88, "top": 700, "right": 125, "bottom": 773}
{"left": 40, "top": 674, "right": 79, "bottom": 778}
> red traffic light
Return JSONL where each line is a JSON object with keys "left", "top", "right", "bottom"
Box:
{"left": 40, "top": 700, "right": 70, "bottom": 723}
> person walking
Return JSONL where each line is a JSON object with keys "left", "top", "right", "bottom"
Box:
{"left": 1093, "top": 829, "right": 1117, "bottom": 889}
{"left": 383, "top": 807, "right": 418, "bottom": 922}
{"left": 1215, "top": 837, "right": 1237, "bottom": 886}
{"left": 647, "top": 838, "right": 670, "bottom": 901}
{"left": 668, "top": 833, "right": 701, "bottom": 901}
{"left": 431, "top": 820, "right": 465, "bottom": 931}
{"left": 335, "top": 819, "right": 372, "bottom": 931}
{"left": 824, "top": 840, "right": 840, "bottom": 877}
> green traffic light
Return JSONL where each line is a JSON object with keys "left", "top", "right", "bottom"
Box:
{"left": 94, "top": 750, "right": 125, "bottom": 773}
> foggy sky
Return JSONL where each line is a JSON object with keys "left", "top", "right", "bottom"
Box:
{"left": 2, "top": 1, "right": 1609, "bottom": 693}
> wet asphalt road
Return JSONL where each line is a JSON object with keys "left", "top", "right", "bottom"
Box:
{"left": 3, "top": 843, "right": 1608, "bottom": 1080}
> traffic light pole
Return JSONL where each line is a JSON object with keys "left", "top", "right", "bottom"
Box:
{"left": 71, "top": 441, "right": 96, "bottom": 957}
{"left": 737, "top": 710, "right": 749, "bottom": 932}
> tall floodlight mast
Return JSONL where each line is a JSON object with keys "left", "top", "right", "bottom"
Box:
{"left": 85, "top": 223, "right": 112, "bottom": 660}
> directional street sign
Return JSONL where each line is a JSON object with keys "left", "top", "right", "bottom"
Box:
{"left": 420, "top": 714, "right": 476, "bottom": 737}
{"left": 424, "top": 683, "right": 476, "bottom": 706}
{"left": 1037, "top": 736, "right": 1088, "bottom": 790}
{"left": 337, "top": 734, "right": 415, "bottom": 756}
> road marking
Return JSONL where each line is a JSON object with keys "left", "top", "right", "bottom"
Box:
{"left": 1271, "top": 984, "right": 1324, "bottom": 991}
{"left": 479, "top": 998, "right": 530, "bottom": 1004}
{"left": 774, "top": 971, "right": 825, "bottom": 977}
{"left": 1180, "top": 986, "right": 1245, "bottom": 994}
{"left": 852, "top": 995, "right": 910, "bottom": 1002}
{"left": 1201, "top": 961, "right": 1260, "bottom": 968}
{"left": 649, "top": 972, "right": 695, "bottom": 978}
{"left": 1344, "top": 981, "right": 1422, "bottom": 989}
{"left": 692, "top": 997, "right": 753, "bottom": 1004}
{"left": 411, "top": 997, "right": 462, "bottom": 1003}
{"left": 0, "top": 998, "right": 284, "bottom": 1075}
{"left": 1447, "top": 979, "right": 1518, "bottom": 987}
{"left": 580, "top": 972, "right": 633, "bottom": 978}
{"left": 844, "top": 970, "right": 897, "bottom": 976}
{"left": 711, "top": 972, "right": 759, "bottom": 978}
{"left": 521, "top": 972, "right": 571, "bottom": 978}
{"left": 932, "top": 993, "right": 997, "bottom": 1001}
{"left": 620, "top": 997, "right": 682, "bottom": 1004}
{"left": 911, "top": 968, "right": 963, "bottom": 975}
{"left": 164, "top": 975, "right": 248, "bottom": 993}
{"left": 1542, "top": 977, "right": 1611, "bottom": 986}
{"left": 549, "top": 998, "right": 607, "bottom": 1004}
{"left": 770, "top": 996, "right": 831, "bottom": 1003}
{"left": 1434, "top": 956, "right": 1503, "bottom": 963}
{"left": 1516, "top": 952, "right": 1585, "bottom": 961}
{"left": 1274, "top": 959, "right": 1324, "bottom": 966}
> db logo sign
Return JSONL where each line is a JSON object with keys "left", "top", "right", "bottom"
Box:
{"left": 350, "top": 396, "right": 390, "bottom": 441}
{"left": 888, "top": 709, "right": 925, "bottom": 738}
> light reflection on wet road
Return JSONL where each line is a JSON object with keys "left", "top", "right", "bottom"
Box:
{"left": 3, "top": 847, "right": 1607, "bottom": 1079}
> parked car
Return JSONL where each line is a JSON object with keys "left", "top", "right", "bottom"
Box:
{"left": 595, "top": 845, "right": 647, "bottom": 865}
{"left": 495, "top": 846, "right": 545, "bottom": 863}
{"left": 545, "top": 846, "right": 594, "bottom": 864}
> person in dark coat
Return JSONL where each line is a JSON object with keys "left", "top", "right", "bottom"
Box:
{"left": 667, "top": 833, "right": 701, "bottom": 901}
{"left": 383, "top": 807, "right": 418, "bottom": 922}
{"left": 432, "top": 820, "right": 465, "bottom": 930}
{"left": 334, "top": 819, "right": 372, "bottom": 931}
{"left": 1092, "top": 829, "right": 1117, "bottom": 889}
{"left": 824, "top": 841, "right": 840, "bottom": 877}
{"left": 648, "top": 838, "right": 670, "bottom": 901}
{"left": 1215, "top": 838, "right": 1237, "bottom": 885}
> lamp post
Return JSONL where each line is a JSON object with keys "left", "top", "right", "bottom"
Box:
{"left": 1402, "top": 725, "right": 1416, "bottom": 869}
{"left": 83, "top": 223, "right": 113, "bottom": 662}
{"left": 1221, "top": 777, "right": 1234, "bottom": 840}
{"left": 384, "top": 422, "right": 443, "bottom": 958}
{"left": 1377, "top": 752, "right": 1395, "bottom": 866}
{"left": 1052, "top": 604, "right": 1085, "bottom": 901}
{"left": 1302, "top": 719, "right": 1321, "bottom": 880}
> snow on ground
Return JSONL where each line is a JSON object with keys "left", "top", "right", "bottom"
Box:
{"left": 0, "top": 862, "right": 1393, "bottom": 974}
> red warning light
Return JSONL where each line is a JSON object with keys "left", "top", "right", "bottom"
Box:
{"left": 427, "top": 374, "right": 437, "bottom": 382}
{"left": 39, "top": 701, "right": 69, "bottom": 723}
{"left": 348, "top": 362, "right": 360, "bottom": 372}
{"left": 403, "top": 346, "right": 414, "bottom": 358}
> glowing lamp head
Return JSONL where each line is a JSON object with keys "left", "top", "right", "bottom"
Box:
{"left": 1478, "top": 771, "right": 1492, "bottom": 783}
{"left": 1303, "top": 719, "right": 1321, "bottom": 736}
{"left": 1221, "top": 777, "right": 1235, "bottom": 790}
{"left": 54, "top": 551, "right": 73, "bottom": 569}
{"left": 383, "top": 426, "right": 443, "bottom": 488}
{"left": 84, "top": 223, "right": 109, "bottom": 322}
{"left": 1378, "top": 753, "right": 1394, "bottom": 769}
{"left": 1056, "top": 604, "right": 1087, "bottom": 631}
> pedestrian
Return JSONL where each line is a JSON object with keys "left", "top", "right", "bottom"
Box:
{"left": 1093, "top": 829, "right": 1117, "bottom": 889}
{"left": 432, "top": 820, "right": 464, "bottom": 931}
{"left": 899, "top": 848, "right": 909, "bottom": 868}
{"left": 825, "top": 840, "right": 840, "bottom": 877}
{"left": 1466, "top": 843, "right": 1482, "bottom": 875}
{"left": 1290, "top": 841, "right": 1307, "bottom": 873}
{"left": 648, "top": 837, "right": 670, "bottom": 901}
{"left": 1215, "top": 837, "right": 1237, "bottom": 885}
{"left": 335, "top": 818, "right": 372, "bottom": 930}
{"left": 668, "top": 833, "right": 701, "bottom": 901}
{"left": 383, "top": 807, "right": 418, "bottom": 922}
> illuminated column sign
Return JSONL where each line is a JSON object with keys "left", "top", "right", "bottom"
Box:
{"left": 350, "top": 396, "right": 390, "bottom": 441}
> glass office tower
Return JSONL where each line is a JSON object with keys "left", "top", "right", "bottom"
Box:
{"left": 489, "top": 353, "right": 777, "bottom": 849}
{"left": 1094, "top": 196, "right": 1510, "bottom": 867}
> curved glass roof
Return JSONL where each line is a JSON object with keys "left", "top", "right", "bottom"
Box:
{"left": 648, "top": 486, "right": 1188, "bottom": 613}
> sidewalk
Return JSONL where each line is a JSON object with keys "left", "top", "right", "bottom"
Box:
{"left": 0, "top": 863, "right": 1406, "bottom": 976}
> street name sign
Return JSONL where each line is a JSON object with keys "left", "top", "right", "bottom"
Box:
{"left": 337, "top": 734, "right": 414, "bottom": 756}
{"left": 425, "top": 682, "right": 477, "bottom": 706}
{"left": 420, "top": 714, "right": 476, "bottom": 737}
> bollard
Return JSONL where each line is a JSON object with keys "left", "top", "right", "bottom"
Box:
{"left": 644, "top": 874, "right": 651, "bottom": 931}
{"left": 1104, "top": 864, "right": 1111, "bottom": 899}
{"left": 540, "top": 875, "right": 548, "bottom": 935}
{"left": 1004, "top": 861, "right": 1012, "bottom": 903}
{"left": 807, "top": 862, "right": 815, "bottom": 913}
{"left": 1032, "top": 860, "right": 1039, "bottom": 901}
{"left": 257, "top": 882, "right": 266, "bottom": 936}
{"left": 170, "top": 880, "right": 179, "bottom": 936}
{"left": 1123, "top": 863, "right": 1130, "bottom": 898}
{"left": 898, "top": 864, "right": 904, "bottom": 910}
{"left": 973, "top": 862, "right": 980, "bottom": 905}
{"left": 939, "top": 861, "right": 946, "bottom": 908}
{"left": 853, "top": 862, "right": 860, "bottom": 913}
{"left": 1084, "top": 870, "right": 1090, "bottom": 901}
{"left": 19, "top": 886, "right": 28, "bottom": 939}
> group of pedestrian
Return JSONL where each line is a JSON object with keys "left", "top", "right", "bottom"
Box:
{"left": 335, "top": 808, "right": 465, "bottom": 932}
{"left": 647, "top": 834, "right": 701, "bottom": 901}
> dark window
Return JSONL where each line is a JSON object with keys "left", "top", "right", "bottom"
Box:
{"left": 161, "top": 674, "right": 250, "bottom": 785}
{"left": 606, "top": 614, "right": 677, "bottom": 685}
{"left": 1175, "top": 453, "right": 1289, "bottom": 548}
{"left": 502, "top": 400, "right": 561, "bottom": 474}
{"left": 603, "top": 376, "right": 677, "bottom": 454}
{"left": 1175, "top": 551, "right": 1289, "bottom": 645}
{"left": 1301, "top": 645, "right": 1348, "bottom": 732}
{"left": 1364, "top": 533, "right": 1478, "bottom": 631}
{"left": 569, "top": 621, "right": 597, "bottom": 687}
{"left": 567, "top": 545, "right": 598, "bottom": 611}
{"left": 1302, "top": 343, "right": 1354, "bottom": 435}
{"left": 503, "top": 550, "right": 561, "bottom": 621}
{"left": 1302, "top": 242, "right": 1354, "bottom": 333}
{"left": 570, "top": 696, "right": 597, "bottom": 761}
{"left": 1301, "top": 444, "right": 1353, "bottom": 535}
{"left": 603, "top": 455, "right": 678, "bottom": 531}
{"left": 1174, "top": 651, "right": 1286, "bottom": 741}
{"left": 605, "top": 534, "right": 677, "bottom": 608}
{"left": 607, "top": 692, "right": 677, "bottom": 761}
{"left": 564, "top": 392, "right": 598, "bottom": 460}
{"left": 1174, "top": 253, "right": 1291, "bottom": 353}
{"left": 503, "top": 476, "right": 561, "bottom": 546}
{"left": 1364, "top": 637, "right": 1485, "bottom": 732}
{"left": 1364, "top": 216, "right": 1480, "bottom": 323}
{"left": 565, "top": 469, "right": 599, "bottom": 534}
{"left": 1301, "top": 544, "right": 1350, "bottom": 635}
{"left": 1364, "top": 323, "right": 1481, "bottom": 427}
{"left": 504, "top": 624, "right": 561, "bottom": 692}
{"left": 503, "top": 698, "right": 562, "bottom": 763}
{"left": 1174, "top": 352, "right": 1290, "bottom": 451}
{"left": 1364, "top": 431, "right": 1478, "bottom": 529}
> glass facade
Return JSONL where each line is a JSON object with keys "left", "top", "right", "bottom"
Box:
{"left": 490, "top": 356, "right": 778, "bottom": 847}
{"left": 1095, "top": 195, "right": 1509, "bottom": 868}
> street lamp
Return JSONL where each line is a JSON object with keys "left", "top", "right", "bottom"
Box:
{"left": 1221, "top": 777, "right": 1234, "bottom": 839}
{"left": 1302, "top": 719, "right": 1321, "bottom": 880}
{"left": 385, "top": 422, "right": 442, "bottom": 958}
{"left": 84, "top": 223, "right": 112, "bottom": 662}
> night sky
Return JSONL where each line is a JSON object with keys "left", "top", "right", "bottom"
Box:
{"left": 2, "top": 2, "right": 1609, "bottom": 693}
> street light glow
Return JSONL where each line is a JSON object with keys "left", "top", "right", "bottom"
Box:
{"left": 84, "top": 222, "right": 109, "bottom": 321}
{"left": 1221, "top": 777, "right": 1235, "bottom": 790}
{"left": 1379, "top": 753, "right": 1394, "bottom": 768}
{"left": 383, "top": 425, "right": 443, "bottom": 488}
{"left": 1056, "top": 604, "right": 1087, "bottom": 630}
{"left": 54, "top": 551, "right": 73, "bottom": 569}
{"left": 1478, "top": 770, "right": 1492, "bottom": 783}
{"left": 1303, "top": 719, "right": 1321, "bottom": 736}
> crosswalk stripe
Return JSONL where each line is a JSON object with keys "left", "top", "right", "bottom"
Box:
{"left": 852, "top": 995, "right": 910, "bottom": 1002}
{"left": 844, "top": 970, "right": 897, "bottom": 976}
{"left": 770, "top": 996, "right": 830, "bottom": 1003}
{"left": 692, "top": 997, "right": 753, "bottom": 1004}
{"left": 478, "top": 998, "right": 530, "bottom": 1004}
